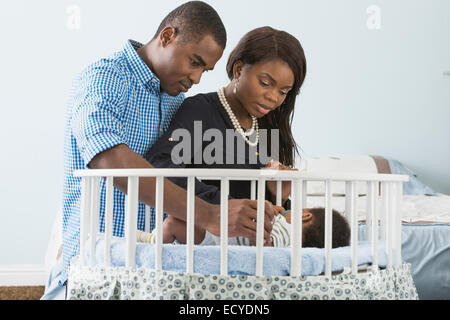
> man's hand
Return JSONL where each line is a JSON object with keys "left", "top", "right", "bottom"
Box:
{"left": 204, "top": 199, "right": 278, "bottom": 245}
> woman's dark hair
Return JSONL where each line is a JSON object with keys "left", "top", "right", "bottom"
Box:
{"left": 303, "top": 208, "right": 351, "bottom": 249}
{"left": 153, "top": 1, "right": 227, "bottom": 49}
{"left": 226, "top": 26, "right": 307, "bottom": 166}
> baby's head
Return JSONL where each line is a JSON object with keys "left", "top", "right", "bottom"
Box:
{"left": 284, "top": 207, "right": 350, "bottom": 248}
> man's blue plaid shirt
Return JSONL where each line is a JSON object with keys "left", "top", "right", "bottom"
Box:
{"left": 61, "top": 40, "right": 184, "bottom": 285}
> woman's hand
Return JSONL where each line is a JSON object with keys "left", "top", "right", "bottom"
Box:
{"left": 265, "top": 160, "right": 298, "bottom": 205}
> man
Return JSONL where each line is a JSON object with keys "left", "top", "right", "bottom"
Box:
{"left": 42, "top": 1, "right": 276, "bottom": 299}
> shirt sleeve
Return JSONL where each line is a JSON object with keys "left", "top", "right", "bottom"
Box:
{"left": 70, "top": 64, "right": 128, "bottom": 166}
{"left": 146, "top": 96, "right": 225, "bottom": 205}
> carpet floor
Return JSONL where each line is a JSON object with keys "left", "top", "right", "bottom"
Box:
{"left": 0, "top": 286, "right": 45, "bottom": 300}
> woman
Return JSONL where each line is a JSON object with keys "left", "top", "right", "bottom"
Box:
{"left": 144, "top": 26, "right": 307, "bottom": 245}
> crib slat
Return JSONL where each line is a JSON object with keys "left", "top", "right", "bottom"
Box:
{"left": 276, "top": 181, "right": 282, "bottom": 206}
{"left": 394, "top": 182, "right": 403, "bottom": 266}
{"left": 220, "top": 179, "right": 229, "bottom": 276}
{"left": 89, "top": 177, "right": 100, "bottom": 267}
{"left": 186, "top": 177, "right": 195, "bottom": 274}
{"left": 346, "top": 181, "right": 358, "bottom": 275}
{"left": 380, "top": 182, "right": 388, "bottom": 241}
{"left": 255, "top": 178, "right": 266, "bottom": 276}
{"left": 390, "top": 182, "right": 400, "bottom": 267}
{"left": 385, "top": 182, "right": 393, "bottom": 268}
{"left": 324, "top": 180, "right": 333, "bottom": 276}
{"left": 366, "top": 183, "right": 372, "bottom": 244}
{"left": 290, "top": 178, "right": 303, "bottom": 277}
{"left": 104, "top": 177, "right": 114, "bottom": 268}
{"left": 155, "top": 176, "right": 164, "bottom": 271}
{"left": 367, "top": 181, "right": 378, "bottom": 270}
{"left": 79, "top": 177, "right": 92, "bottom": 266}
{"left": 145, "top": 205, "right": 151, "bottom": 233}
{"left": 125, "top": 177, "right": 139, "bottom": 268}
{"left": 251, "top": 180, "right": 256, "bottom": 200}
{"left": 302, "top": 180, "right": 307, "bottom": 207}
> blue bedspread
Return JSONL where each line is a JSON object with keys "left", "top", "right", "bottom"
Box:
{"left": 401, "top": 223, "right": 450, "bottom": 299}
{"left": 358, "top": 223, "right": 450, "bottom": 300}
{"left": 85, "top": 237, "right": 386, "bottom": 276}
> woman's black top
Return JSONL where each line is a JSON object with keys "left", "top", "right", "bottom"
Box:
{"left": 145, "top": 92, "right": 287, "bottom": 207}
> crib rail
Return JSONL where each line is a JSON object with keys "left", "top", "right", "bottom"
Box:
{"left": 74, "top": 169, "right": 408, "bottom": 277}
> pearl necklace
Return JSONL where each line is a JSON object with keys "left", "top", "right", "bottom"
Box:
{"left": 217, "top": 87, "right": 259, "bottom": 147}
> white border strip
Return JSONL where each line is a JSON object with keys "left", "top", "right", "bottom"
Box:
{"left": 0, "top": 264, "right": 47, "bottom": 286}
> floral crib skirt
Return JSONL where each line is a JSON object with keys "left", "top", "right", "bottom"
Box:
{"left": 67, "top": 257, "right": 418, "bottom": 300}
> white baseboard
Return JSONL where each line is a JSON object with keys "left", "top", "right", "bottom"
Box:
{"left": 0, "top": 264, "right": 47, "bottom": 286}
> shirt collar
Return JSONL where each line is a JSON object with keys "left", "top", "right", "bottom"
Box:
{"left": 124, "top": 39, "right": 161, "bottom": 93}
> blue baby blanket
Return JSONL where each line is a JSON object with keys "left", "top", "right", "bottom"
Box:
{"left": 85, "top": 237, "right": 387, "bottom": 276}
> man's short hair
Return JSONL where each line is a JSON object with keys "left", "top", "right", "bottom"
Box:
{"left": 153, "top": 1, "right": 227, "bottom": 49}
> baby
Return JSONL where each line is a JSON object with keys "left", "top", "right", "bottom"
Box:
{"left": 137, "top": 207, "right": 350, "bottom": 249}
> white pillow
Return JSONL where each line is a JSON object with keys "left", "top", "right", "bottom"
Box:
{"left": 295, "top": 155, "right": 378, "bottom": 196}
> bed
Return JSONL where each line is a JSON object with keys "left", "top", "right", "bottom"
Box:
{"left": 297, "top": 155, "right": 450, "bottom": 300}
{"left": 65, "top": 162, "right": 421, "bottom": 300}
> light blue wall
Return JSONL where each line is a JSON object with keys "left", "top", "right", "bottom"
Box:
{"left": 0, "top": 0, "right": 448, "bottom": 264}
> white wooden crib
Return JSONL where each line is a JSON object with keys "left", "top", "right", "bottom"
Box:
{"left": 67, "top": 168, "right": 418, "bottom": 300}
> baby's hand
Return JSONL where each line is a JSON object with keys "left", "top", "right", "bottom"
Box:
{"left": 272, "top": 205, "right": 286, "bottom": 216}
